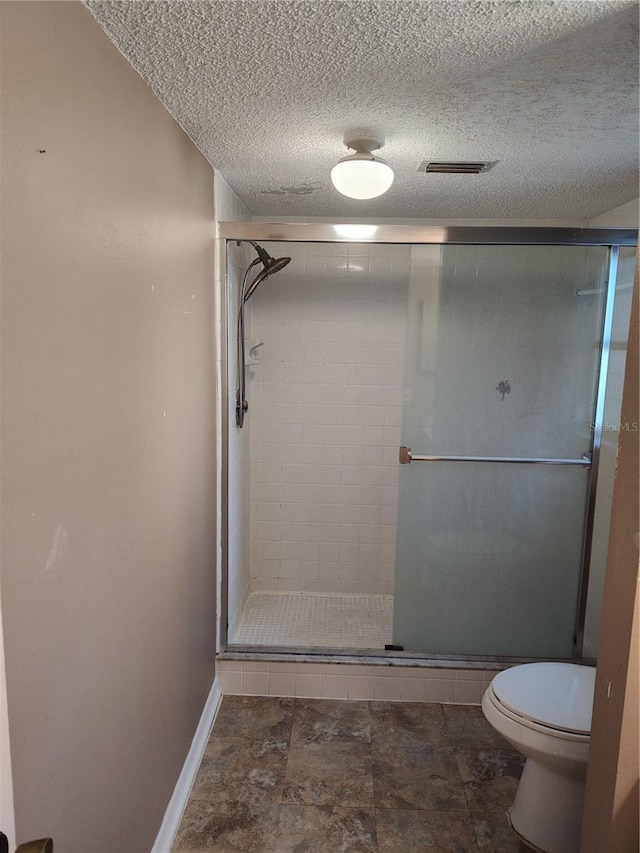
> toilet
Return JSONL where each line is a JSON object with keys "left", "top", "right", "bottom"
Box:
{"left": 481, "top": 662, "right": 596, "bottom": 853}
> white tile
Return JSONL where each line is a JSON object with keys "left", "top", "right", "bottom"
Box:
{"left": 339, "top": 523, "right": 360, "bottom": 543}
{"left": 456, "top": 669, "right": 483, "bottom": 681}
{"left": 378, "top": 544, "right": 396, "bottom": 563}
{"left": 423, "top": 668, "right": 456, "bottom": 679}
{"left": 347, "top": 676, "right": 376, "bottom": 700}
{"left": 427, "top": 679, "right": 456, "bottom": 702}
{"left": 303, "top": 423, "right": 325, "bottom": 444}
{"left": 379, "top": 529, "right": 396, "bottom": 552}
{"left": 269, "top": 673, "right": 296, "bottom": 696}
{"left": 302, "top": 463, "right": 322, "bottom": 484}
{"left": 294, "top": 662, "right": 322, "bottom": 675}
{"left": 321, "top": 675, "right": 349, "bottom": 699}
{"left": 282, "top": 463, "right": 302, "bottom": 483}
{"left": 359, "top": 544, "right": 379, "bottom": 563}
{"left": 322, "top": 425, "right": 343, "bottom": 445}
{"left": 361, "top": 485, "right": 382, "bottom": 506}
{"left": 373, "top": 676, "right": 403, "bottom": 701}
{"left": 259, "top": 559, "right": 285, "bottom": 578}
{"left": 322, "top": 405, "right": 346, "bottom": 426}
{"left": 337, "top": 485, "right": 362, "bottom": 505}
{"left": 321, "top": 465, "right": 343, "bottom": 485}
{"left": 339, "top": 543, "right": 360, "bottom": 562}
{"left": 362, "top": 466, "right": 383, "bottom": 485}
{"left": 360, "top": 505, "right": 381, "bottom": 525}
{"left": 346, "top": 665, "right": 378, "bottom": 678}
{"left": 269, "top": 661, "right": 295, "bottom": 674}
{"left": 454, "top": 679, "right": 484, "bottom": 705}
{"left": 342, "top": 425, "right": 364, "bottom": 446}
{"left": 218, "top": 670, "right": 242, "bottom": 694}
{"left": 300, "top": 561, "right": 320, "bottom": 579}
{"left": 337, "top": 562, "right": 358, "bottom": 581}
{"left": 241, "top": 672, "right": 270, "bottom": 695}
{"left": 300, "top": 541, "right": 320, "bottom": 561}
{"left": 378, "top": 564, "right": 395, "bottom": 584}
{"left": 317, "top": 665, "right": 346, "bottom": 678}
{"left": 259, "top": 502, "right": 283, "bottom": 522}
{"left": 319, "top": 542, "right": 340, "bottom": 561}
{"left": 400, "top": 677, "right": 429, "bottom": 702}
{"left": 380, "top": 505, "right": 397, "bottom": 525}
{"left": 241, "top": 660, "right": 270, "bottom": 673}
{"left": 362, "top": 426, "right": 384, "bottom": 446}
{"left": 215, "top": 659, "right": 240, "bottom": 673}
{"left": 282, "top": 362, "right": 304, "bottom": 383}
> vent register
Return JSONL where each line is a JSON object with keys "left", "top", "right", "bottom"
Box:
{"left": 418, "top": 161, "right": 497, "bottom": 174}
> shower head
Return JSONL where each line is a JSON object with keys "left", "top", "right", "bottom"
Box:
{"left": 242, "top": 245, "right": 291, "bottom": 302}
{"left": 243, "top": 259, "right": 290, "bottom": 301}
{"left": 264, "top": 255, "right": 292, "bottom": 275}
{"left": 248, "top": 241, "right": 291, "bottom": 274}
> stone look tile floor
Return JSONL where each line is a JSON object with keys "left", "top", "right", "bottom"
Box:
{"left": 173, "top": 696, "right": 528, "bottom": 852}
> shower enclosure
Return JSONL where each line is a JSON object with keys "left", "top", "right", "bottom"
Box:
{"left": 220, "top": 224, "right": 637, "bottom": 663}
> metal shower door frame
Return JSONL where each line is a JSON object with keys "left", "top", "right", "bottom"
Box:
{"left": 218, "top": 223, "right": 637, "bottom": 663}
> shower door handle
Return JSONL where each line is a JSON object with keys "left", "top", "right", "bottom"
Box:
{"left": 399, "top": 446, "right": 413, "bottom": 464}
{"left": 399, "top": 446, "right": 592, "bottom": 468}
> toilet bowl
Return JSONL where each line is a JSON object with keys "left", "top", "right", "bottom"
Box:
{"left": 481, "top": 662, "right": 596, "bottom": 853}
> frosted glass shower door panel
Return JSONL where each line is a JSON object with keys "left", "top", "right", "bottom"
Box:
{"left": 393, "top": 463, "right": 589, "bottom": 657}
{"left": 393, "top": 244, "right": 609, "bottom": 657}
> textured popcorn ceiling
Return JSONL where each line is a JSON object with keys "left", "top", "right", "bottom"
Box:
{"left": 86, "top": 0, "right": 639, "bottom": 220}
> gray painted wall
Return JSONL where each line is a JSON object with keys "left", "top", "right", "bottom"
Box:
{"left": 0, "top": 3, "right": 217, "bottom": 849}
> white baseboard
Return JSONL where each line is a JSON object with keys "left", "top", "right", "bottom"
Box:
{"left": 152, "top": 676, "right": 222, "bottom": 853}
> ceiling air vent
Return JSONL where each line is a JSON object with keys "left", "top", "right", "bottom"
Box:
{"left": 418, "top": 160, "right": 497, "bottom": 174}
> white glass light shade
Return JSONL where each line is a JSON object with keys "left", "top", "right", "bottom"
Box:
{"left": 330, "top": 152, "right": 394, "bottom": 199}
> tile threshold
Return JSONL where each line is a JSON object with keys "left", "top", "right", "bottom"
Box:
{"left": 218, "top": 650, "right": 529, "bottom": 670}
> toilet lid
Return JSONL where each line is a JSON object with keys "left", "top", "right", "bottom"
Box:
{"left": 491, "top": 662, "right": 596, "bottom": 734}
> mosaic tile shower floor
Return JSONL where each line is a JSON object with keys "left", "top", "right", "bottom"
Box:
{"left": 172, "top": 696, "right": 528, "bottom": 852}
{"left": 231, "top": 592, "right": 393, "bottom": 649}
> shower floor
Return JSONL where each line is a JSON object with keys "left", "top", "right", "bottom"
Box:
{"left": 231, "top": 592, "right": 394, "bottom": 649}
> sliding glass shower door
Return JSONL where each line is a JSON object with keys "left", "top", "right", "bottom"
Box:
{"left": 392, "top": 244, "right": 610, "bottom": 658}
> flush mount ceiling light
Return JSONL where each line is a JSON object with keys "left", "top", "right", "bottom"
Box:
{"left": 330, "top": 135, "right": 394, "bottom": 200}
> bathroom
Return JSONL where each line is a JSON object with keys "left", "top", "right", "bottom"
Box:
{"left": 207, "top": 219, "right": 636, "bottom": 852}
{"left": 206, "top": 213, "right": 637, "bottom": 853}
{"left": 2, "top": 2, "right": 638, "bottom": 853}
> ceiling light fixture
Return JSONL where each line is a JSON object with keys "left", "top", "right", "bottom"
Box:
{"left": 331, "top": 135, "right": 394, "bottom": 200}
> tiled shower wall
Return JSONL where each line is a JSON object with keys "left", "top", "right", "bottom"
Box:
{"left": 215, "top": 174, "right": 252, "bottom": 630}
{"left": 247, "top": 242, "right": 411, "bottom": 595}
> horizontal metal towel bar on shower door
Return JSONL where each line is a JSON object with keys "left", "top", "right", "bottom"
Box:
{"left": 399, "top": 446, "right": 592, "bottom": 467}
